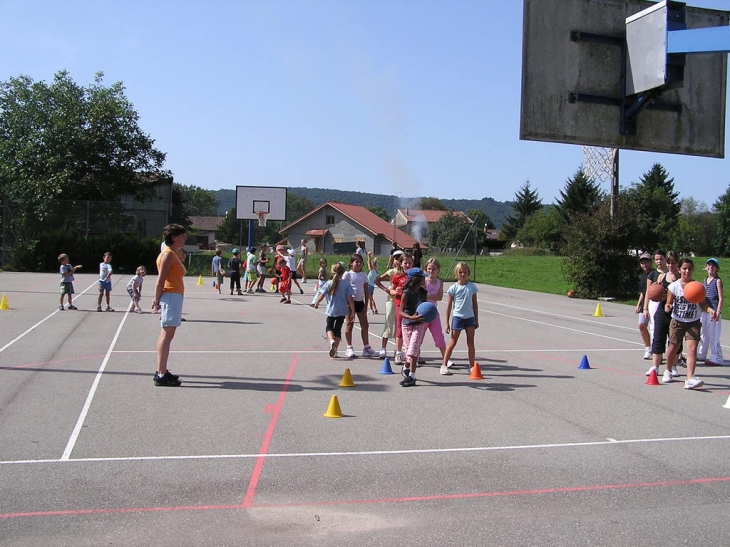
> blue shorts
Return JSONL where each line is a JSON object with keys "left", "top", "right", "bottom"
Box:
{"left": 98, "top": 280, "right": 112, "bottom": 292}
{"left": 160, "top": 292, "right": 184, "bottom": 328}
{"left": 451, "top": 316, "right": 476, "bottom": 331}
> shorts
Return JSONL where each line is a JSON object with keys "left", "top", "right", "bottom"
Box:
{"left": 98, "top": 280, "right": 112, "bottom": 292}
{"left": 60, "top": 282, "right": 74, "bottom": 295}
{"left": 257, "top": 265, "right": 266, "bottom": 276}
{"left": 326, "top": 315, "right": 346, "bottom": 340}
{"left": 354, "top": 300, "right": 365, "bottom": 314}
{"left": 160, "top": 292, "right": 184, "bottom": 328}
{"left": 127, "top": 288, "right": 140, "bottom": 300}
{"left": 368, "top": 284, "right": 375, "bottom": 298}
{"left": 669, "top": 318, "right": 701, "bottom": 345}
{"left": 247, "top": 271, "right": 258, "bottom": 283}
{"left": 451, "top": 316, "right": 476, "bottom": 331}
{"left": 216, "top": 271, "right": 225, "bottom": 285}
{"left": 291, "top": 271, "right": 299, "bottom": 280}
{"left": 638, "top": 312, "right": 648, "bottom": 325}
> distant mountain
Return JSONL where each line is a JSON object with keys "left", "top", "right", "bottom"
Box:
{"left": 214, "top": 187, "right": 513, "bottom": 228}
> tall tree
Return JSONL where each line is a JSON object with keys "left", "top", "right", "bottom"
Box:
{"left": 0, "top": 71, "right": 169, "bottom": 244}
{"left": 712, "top": 184, "right": 730, "bottom": 257}
{"left": 500, "top": 180, "right": 542, "bottom": 242}
{"left": 625, "top": 163, "right": 681, "bottom": 252}
{"left": 366, "top": 205, "right": 391, "bottom": 221}
{"left": 555, "top": 168, "right": 604, "bottom": 224}
{"left": 180, "top": 185, "right": 218, "bottom": 216}
{"left": 428, "top": 211, "right": 471, "bottom": 252}
{"left": 418, "top": 197, "right": 448, "bottom": 211}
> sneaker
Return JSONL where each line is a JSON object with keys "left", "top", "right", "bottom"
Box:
{"left": 153, "top": 370, "right": 179, "bottom": 381}
{"left": 302, "top": 279, "right": 307, "bottom": 283}
{"left": 671, "top": 367, "right": 679, "bottom": 377}
{"left": 247, "top": 289, "right": 254, "bottom": 294}
{"left": 677, "top": 356, "right": 687, "bottom": 367}
{"left": 446, "top": 359, "right": 455, "bottom": 369}
{"left": 280, "top": 297, "right": 287, "bottom": 303}
{"left": 417, "top": 358, "right": 426, "bottom": 366}
{"left": 643, "top": 348, "right": 652, "bottom": 360}
{"left": 373, "top": 310, "right": 378, "bottom": 315}
{"left": 399, "top": 368, "right": 411, "bottom": 385}
{"left": 135, "top": 308, "right": 143, "bottom": 314}
{"left": 394, "top": 352, "right": 404, "bottom": 365}
{"left": 362, "top": 346, "right": 378, "bottom": 358}
{"left": 154, "top": 371, "right": 181, "bottom": 387}
{"left": 97, "top": 306, "right": 102, "bottom": 312}
{"left": 704, "top": 360, "right": 720, "bottom": 366}
{"left": 230, "top": 291, "right": 234, "bottom": 295}
{"left": 300, "top": 289, "right": 304, "bottom": 295}
{"left": 440, "top": 366, "right": 452, "bottom": 375}
{"left": 67, "top": 305, "right": 77, "bottom": 310}
{"left": 684, "top": 376, "right": 704, "bottom": 390}
{"left": 345, "top": 347, "right": 355, "bottom": 358}
{"left": 401, "top": 375, "right": 416, "bottom": 387}
{"left": 378, "top": 349, "right": 387, "bottom": 359}
{"left": 645, "top": 365, "right": 657, "bottom": 377}
{"left": 106, "top": 306, "right": 115, "bottom": 312}
{"left": 59, "top": 305, "right": 65, "bottom": 311}
{"left": 328, "top": 340, "right": 337, "bottom": 358}
{"left": 661, "top": 370, "right": 673, "bottom": 384}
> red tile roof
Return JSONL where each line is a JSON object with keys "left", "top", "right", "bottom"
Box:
{"left": 281, "top": 201, "right": 426, "bottom": 249}
{"left": 189, "top": 216, "right": 225, "bottom": 231}
{"left": 397, "top": 209, "right": 472, "bottom": 223}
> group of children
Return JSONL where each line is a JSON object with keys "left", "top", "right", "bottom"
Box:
{"left": 637, "top": 252, "right": 723, "bottom": 390}
{"left": 315, "top": 249, "right": 479, "bottom": 387}
{"left": 58, "top": 252, "right": 147, "bottom": 314}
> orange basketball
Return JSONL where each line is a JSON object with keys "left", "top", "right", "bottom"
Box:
{"left": 647, "top": 283, "right": 666, "bottom": 302}
{"left": 683, "top": 280, "right": 706, "bottom": 304}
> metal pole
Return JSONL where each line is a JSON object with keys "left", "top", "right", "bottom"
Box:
{"left": 611, "top": 149, "right": 620, "bottom": 218}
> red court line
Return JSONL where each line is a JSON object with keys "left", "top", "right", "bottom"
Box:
{"left": 241, "top": 355, "right": 299, "bottom": 507}
{"left": 2, "top": 476, "right": 729, "bottom": 519}
{"left": 0, "top": 354, "right": 105, "bottom": 372}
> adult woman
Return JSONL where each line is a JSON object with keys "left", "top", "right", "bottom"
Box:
{"left": 151, "top": 224, "right": 187, "bottom": 387}
{"left": 297, "top": 239, "right": 308, "bottom": 283}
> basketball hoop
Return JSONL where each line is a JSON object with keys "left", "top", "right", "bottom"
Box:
{"left": 255, "top": 211, "right": 268, "bottom": 227}
{"left": 583, "top": 146, "right": 617, "bottom": 185}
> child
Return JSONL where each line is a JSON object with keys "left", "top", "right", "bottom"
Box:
{"left": 228, "top": 248, "right": 243, "bottom": 295}
{"left": 245, "top": 246, "right": 258, "bottom": 294}
{"left": 97, "top": 252, "right": 114, "bottom": 312}
{"left": 698, "top": 258, "right": 724, "bottom": 366}
{"left": 310, "top": 258, "right": 328, "bottom": 306}
{"left": 58, "top": 254, "right": 82, "bottom": 310}
{"left": 343, "top": 254, "right": 378, "bottom": 358}
{"left": 441, "top": 262, "right": 479, "bottom": 373}
{"left": 286, "top": 249, "right": 304, "bottom": 295}
{"left": 635, "top": 253, "right": 654, "bottom": 360}
{"left": 399, "top": 268, "right": 429, "bottom": 387}
{"left": 126, "top": 266, "right": 146, "bottom": 313}
{"left": 211, "top": 248, "right": 224, "bottom": 294}
{"left": 278, "top": 257, "right": 292, "bottom": 304}
{"left": 374, "top": 250, "right": 405, "bottom": 358}
{"left": 255, "top": 245, "right": 269, "bottom": 293}
{"left": 391, "top": 254, "right": 413, "bottom": 364}
{"left": 366, "top": 252, "right": 379, "bottom": 314}
{"left": 423, "top": 258, "right": 453, "bottom": 374}
{"left": 664, "top": 258, "right": 717, "bottom": 389}
{"left": 314, "top": 263, "right": 355, "bottom": 358}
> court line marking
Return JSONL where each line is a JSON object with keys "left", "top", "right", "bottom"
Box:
{"left": 111, "top": 347, "right": 643, "bottom": 355}
{"left": 60, "top": 309, "right": 132, "bottom": 460}
{"left": 4, "top": 434, "right": 729, "bottom": 466}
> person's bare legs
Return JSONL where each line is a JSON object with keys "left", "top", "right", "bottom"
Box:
{"left": 156, "top": 326, "right": 177, "bottom": 375}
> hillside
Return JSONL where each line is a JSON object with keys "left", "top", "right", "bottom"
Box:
{"left": 214, "top": 187, "right": 513, "bottom": 228}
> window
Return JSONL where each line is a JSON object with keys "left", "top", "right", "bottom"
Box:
{"left": 325, "top": 215, "right": 335, "bottom": 225}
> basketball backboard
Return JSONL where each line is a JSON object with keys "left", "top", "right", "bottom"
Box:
{"left": 521, "top": 0, "right": 729, "bottom": 158}
{"left": 235, "top": 186, "right": 287, "bottom": 221}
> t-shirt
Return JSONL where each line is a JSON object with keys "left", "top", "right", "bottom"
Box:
{"left": 228, "top": 256, "right": 242, "bottom": 273}
{"left": 667, "top": 280, "right": 702, "bottom": 323}
{"left": 343, "top": 270, "right": 368, "bottom": 302}
{"left": 402, "top": 287, "right": 427, "bottom": 326}
{"left": 448, "top": 282, "right": 478, "bottom": 319}
{"left": 320, "top": 278, "right": 355, "bottom": 317}
{"left": 127, "top": 275, "right": 143, "bottom": 295}
{"left": 246, "top": 252, "right": 257, "bottom": 272}
{"left": 212, "top": 255, "right": 223, "bottom": 274}
{"left": 99, "top": 262, "right": 113, "bottom": 282}
{"left": 60, "top": 264, "right": 74, "bottom": 283}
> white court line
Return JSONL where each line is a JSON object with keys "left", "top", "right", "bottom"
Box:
{"left": 4, "top": 434, "right": 729, "bottom": 466}
{"left": 0, "top": 282, "right": 98, "bottom": 354}
{"left": 112, "top": 348, "right": 644, "bottom": 355}
{"left": 60, "top": 308, "right": 131, "bottom": 460}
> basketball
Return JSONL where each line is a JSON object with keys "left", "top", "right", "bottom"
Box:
{"left": 683, "top": 280, "right": 706, "bottom": 304}
{"left": 416, "top": 301, "right": 438, "bottom": 323}
{"left": 647, "top": 283, "right": 666, "bottom": 302}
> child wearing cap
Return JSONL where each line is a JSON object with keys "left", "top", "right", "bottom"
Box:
{"left": 699, "top": 258, "right": 724, "bottom": 366}
{"left": 228, "top": 249, "right": 243, "bottom": 295}
{"left": 398, "top": 268, "right": 429, "bottom": 387}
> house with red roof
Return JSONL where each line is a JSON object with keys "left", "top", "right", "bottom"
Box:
{"left": 279, "top": 201, "right": 424, "bottom": 256}
{"left": 392, "top": 209, "right": 472, "bottom": 245}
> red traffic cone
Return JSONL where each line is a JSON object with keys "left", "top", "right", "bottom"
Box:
{"left": 469, "top": 362, "right": 484, "bottom": 380}
{"left": 645, "top": 369, "right": 660, "bottom": 385}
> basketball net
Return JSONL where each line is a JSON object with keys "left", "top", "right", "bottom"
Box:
{"left": 255, "top": 211, "right": 268, "bottom": 227}
{"left": 583, "top": 146, "right": 617, "bottom": 185}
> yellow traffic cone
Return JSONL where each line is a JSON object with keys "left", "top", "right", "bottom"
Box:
{"left": 0, "top": 294, "right": 8, "bottom": 310}
{"left": 339, "top": 368, "right": 356, "bottom": 387}
{"left": 197, "top": 275, "right": 203, "bottom": 285}
{"left": 592, "top": 302, "right": 603, "bottom": 317}
{"left": 323, "top": 395, "right": 344, "bottom": 418}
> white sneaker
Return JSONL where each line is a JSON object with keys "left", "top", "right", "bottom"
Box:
{"left": 645, "top": 365, "right": 657, "bottom": 377}
{"left": 362, "top": 346, "right": 378, "bottom": 358}
{"left": 671, "top": 367, "right": 679, "bottom": 377}
{"left": 345, "top": 347, "right": 355, "bottom": 358}
{"left": 643, "top": 348, "right": 652, "bottom": 360}
{"left": 394, "top": 352, "right": 404, "bottom": 365}
{"left": 661, "top": 370, "right": 673, "bottom": 384}
{"left": 440, "top": 365, "right": 452, "bottom": 375}
{"left": 446, "top": 359, "right": 455, "bottom": 369}
{"left": 684, "top": 377, "right": 704, "bottom": 390}
{"left": 378, "top": 349, "right": 387, "bottom": 359}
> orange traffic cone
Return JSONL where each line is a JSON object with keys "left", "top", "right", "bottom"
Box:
{"left": 645, "top": 369, "right": 660, "bottom": 385}
{"left": 469, "top": 362, "right": 484, "bottom": 380}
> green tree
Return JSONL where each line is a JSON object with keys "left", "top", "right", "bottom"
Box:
{"left": 286, "top": 193, "right": 315, "bottom": 224}
{"left": 500, "top": 180, "right": 542, "bottom": 242}
{"left": 465, "top": 209, "right": 494, "bottom": 250}
{"left": 555, "top": 168, "right": 604, "bottom": 224}
{"left": 418, "top": 197, "right": 448, "bottom": 210}
{"left": 515, "top": 207, "right": 564, "bottom": 254}
{"left": 563, "top": 193, "right": 640, "bottom": 298}
{"left": 428, "top": 211, "right": 471, "bottom": 251}
{"left": 366, "top": 205, "right": 390, "bottom": 221}
{"left": 0, "top": 71, "right": 169, "bottom": 246}
{"left": 216, "top": 208, "right": 240, "bottom": 245}
{"left": 712, "top": 184, "right": 730, "bottom": 256}
{"left": 625, "top": 163, "right": 681, "bottom": 252}
{"left": 180, "top": 185, "right": 218, "bottom": 216}
{"left": 668, "top": 198, "right": 716, "bottom": 256}
{"left": 169, "top": 183, "right": 192, "bottom": 230}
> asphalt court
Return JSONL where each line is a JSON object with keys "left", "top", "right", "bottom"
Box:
{"left": 1, "top": 271, "right": 729, "bottom": 546}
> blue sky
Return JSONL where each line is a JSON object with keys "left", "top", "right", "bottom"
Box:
{"left": 2, "top": 0, "right": 729, "bottom": 208}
